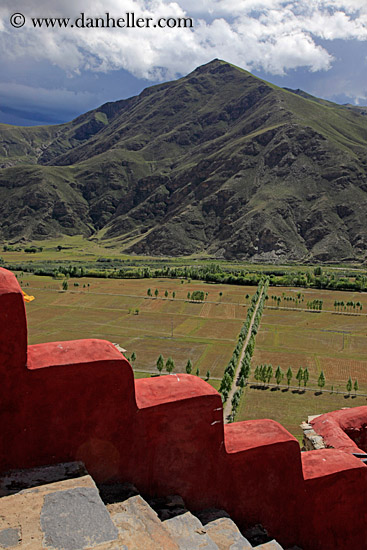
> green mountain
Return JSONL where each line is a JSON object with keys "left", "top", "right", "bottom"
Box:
{"left": 1, "top": 59, "right": 367, "bottom": 262}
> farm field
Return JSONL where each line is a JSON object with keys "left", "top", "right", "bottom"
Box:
{"left": 22, "top": 273, "right": 252, "bottom": 379}
{"left": 237, "top": 286, "right": 367, "bottom": 441}
{"left": 19, "top": 273, "right": 367, "bottom": 441}
{"left": 237, "top": 386, "right": 367, "bottom": 445}
{"left": 251, "top": 308, "right": 367, "bottom": 390}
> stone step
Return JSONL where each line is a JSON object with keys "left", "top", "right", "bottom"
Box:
{"left": 145, "top": 494, "right": 189, "bottom": 521}
{"left": 0, "top": 464, "right": 120, "bottom": 549}
{"left": 204, "top": 517, "right": 253, "bottom": 549}
{"left": 194, "top": 508, "right": 252, "bottom": 550}
{"left": 242, "top": 524, "right": 272, "bottom": 547}
{"left": 0, "top": 463, "right": 296, "bottom": 550}
{"left": 253, "top": 541, "right": 284, "bottom": 550}
{"left": 0, "top": 461, "right": 87, "bottom": 496}
{"left": 164, "top": 511, "right": 219, "bottom": 549}
{"left": 107, "top": 493, "right": 180, "bottom": 550}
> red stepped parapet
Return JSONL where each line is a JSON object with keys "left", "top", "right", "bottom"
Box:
{"left": 0, "top": 267, "right": 366, "bottom": 550}
{"left": 310, "top": 406, "right": 367, "bottom": 454}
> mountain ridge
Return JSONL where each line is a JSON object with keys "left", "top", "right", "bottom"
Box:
{"left": 1, "top": 58, "right": 367, "bottom": 262}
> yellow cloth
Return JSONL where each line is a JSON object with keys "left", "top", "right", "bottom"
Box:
{"left": 22, "top": 290, "right": 35, "bottom": 302}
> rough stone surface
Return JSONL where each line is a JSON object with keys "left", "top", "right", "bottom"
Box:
{"left": 195, "top": 509, "right": 230, "bottom": 525}
{"left": 243, "top": 524, "right": 271, "bottom": 547}
{"left": 0, "top": 474, "right": 109, "bottom": 550}
{"left": 108, "top": 494, "right": 179, "bottom": 549}
{"left": 0, "top": 462, "right": 87, "bottom": 497}
{"left": 0, "top": 527, "right": 21, "bottom": 548}
{"left": 146, "top": 494, "right": 188, "bottom": 521}
{"left": 302, "top": 429, "right": 326, "bottom": 451}
{"left": 253, "top": 541, "right": 284, "bottom": 550}
{"left": 40, "top": 487, "right": 118, "bottom": 549}
{"left": 164, "top": 512, "right": 219, "bottom": 549}
{"left": 98, "top": 482, "right": 139, "bottom": 505}
{"left": 204, "top": 517, "right": 252, "bottom": 549}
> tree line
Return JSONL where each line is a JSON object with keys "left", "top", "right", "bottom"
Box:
{"left": 219, "top": 278, "right": 269, "bottom": 422}
{"left": 5, "top": 259, "right": 367, "bottom": 293}
{"left": 252, "top": 364, "right": 360, "bottom": 395}
{"left": 334, "top": 300, "right": 362, "bottom": 312}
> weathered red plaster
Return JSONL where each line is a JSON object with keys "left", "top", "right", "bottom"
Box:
{"left": 302, "top": 449, "right": 367, "bottom": 549}
{"left": 0, "top": 267, "right": 366, "bottom": 550}
{"left": 311, "top": 406, "right": 367, "bottom": 454}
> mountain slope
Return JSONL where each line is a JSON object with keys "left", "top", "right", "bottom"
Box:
{"left": 1, "top": 59, "right": 367, "bottom": 262}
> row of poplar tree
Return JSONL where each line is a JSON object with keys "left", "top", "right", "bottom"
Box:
{"left": 217, "top": 278, "right": 269, "bottom": 422}
{"left": 253, "top": 364, "right": 359, "bottom": 395}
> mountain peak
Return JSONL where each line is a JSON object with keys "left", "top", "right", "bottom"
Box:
{"left": 190, "top": 58, "right": 256, "bottom": 80}
{"left": 1, "top": 60, "right": 367, "bottom": 262}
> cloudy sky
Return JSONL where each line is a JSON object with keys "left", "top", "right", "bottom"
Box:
{"left": 1, "top": 0, "right": 367, "bottom": 125}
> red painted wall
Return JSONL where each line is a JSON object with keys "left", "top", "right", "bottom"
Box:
{"left": 0, "top": 267, "right": 366, "bottom": 550}
{"left": 311, "top": 406, "right": 367, "bottom": 453}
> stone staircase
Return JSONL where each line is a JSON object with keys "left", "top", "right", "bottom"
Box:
{"left": 0, "top": 463, "right": 301, "bottom": 550}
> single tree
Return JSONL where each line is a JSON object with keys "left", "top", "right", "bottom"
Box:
{"left": 62, "top": 280, "right": 68, "bottom": 291}
{"left": 225, "top": 363, "right": 235, "bottom": 379}
{"left": 260, "top": 365, "right": 267, "bottom": 386}
{"left": 185, "top": 359, "right": 193, "bottom": 374}
{"left": 165, "top": 290, "right": 168, "bottom": 298}
{"left": 219, "top": 291, "right": 223, "bottom": 302}
{"left": 354, "top": 379, "right": 359, "bottom": 395}
{"left": 205, "top": 370, "right": 210, "bottom": 381}
{"left": 220, "top": 373, "right": 232, "bottom": 393}
{"left": 221, "top": 389, "right": 229, "bottom": 403}
{"left": 318, "top": 371, "right": 326, "bottom": 392}
{"left": 166, "top": 357, "right": 175, "bottom": 374}
{"left": 156, "top": 354, "right": 164, "bottom": 374}
{"left": 231, "top": 391, "right": 241, "bottom": 410}
{"left": 195, "top": 368, "right": 200, "bottom": 377}
{"left": 254, "top": 365, "right": 260, "bottom": 382}
{"left": 172, "top": 291, "right": 176, "bottom": 299}
{"left": 286, "top": 367, "right": 293, "bottom": 387}
{"left": 147, "top": 288, "right": 152, "bottom": 296}
{"left": 303, "top": 368, "right": 309, "bottom": 387}
{"left": 275, "top": 366, "right": 283, "bottom": 387}
{"left": 154, "top": 289, "right": 159, "bottom": 298}
{"left": 346, "top": 376, "right": 352, "bottom": 395}
{"left": 266, "top": 365, "right": 273, "bottom": 384}
{"left": 187, "top": 292, "right": 191, "bottom": 300}
{"left": 135, "top": 308, "right": 139, "bottom": 315}
{"left": 296, "top": 367, "right": 304, "bottom": 388}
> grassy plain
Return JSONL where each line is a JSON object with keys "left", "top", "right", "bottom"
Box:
{"left": 19, "top": 272, "right": 367, "bottom": 442}
{"left": 237, "top": 286, "right": 367, "bottom": 441}
{"left": 22, "top": 273, "right": 251, "bottom": 379}
{"left": 2, "top": 234, "right": 367, "bottom": 273}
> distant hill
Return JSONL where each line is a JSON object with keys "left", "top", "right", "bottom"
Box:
{"left": 2, "top": 59, "right": 367, "bottom": 262}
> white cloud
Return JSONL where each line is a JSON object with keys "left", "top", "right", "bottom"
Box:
{"left": 1, "top": 0, "right": 367, "bottom": 81}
